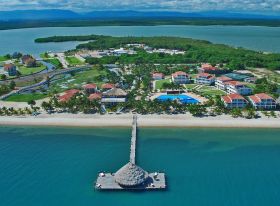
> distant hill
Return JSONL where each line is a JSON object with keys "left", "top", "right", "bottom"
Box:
{"left": 1, "top": 9, "right": 280, "bottom": 21}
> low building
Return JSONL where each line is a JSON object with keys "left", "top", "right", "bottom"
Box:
{"left": 195, "top": 73, "right": 215, "bottom": 85}
{"left": 101, "top": 88, "right": 127, "bottom": 104}
{"left": 4, "top": 63, "right": 17, "bottom": 76}
{"left": 198, "top": 63, "right": 228, "bottom": 75}
{"left": 101, "top": 83, "right": 116, "bottom": 91}
{"left": 248, "top": 93, "right": 277, "bottom": 110}
{"left": 152, "top": 72, "right": 165, "bottom": 80}
{"left": 21, "top": 55, "right": 36, "bottom": 67}
{"left": 215, "top": 76, "right": 232, "bottom": 90}
{"left": 277, "top": 97, "right": 280, "bottom": 105}
{"left": 171, "top": 71, "right": 190, "bottom": 84}
{"left": 225, "top": 81, "right": 252, "bottom": 95}
{"left": 221, "top": 93, "right": 248, "bottom": 109}
{"left": 88, "top": 93, "right": 102, "bottom": 101}
{"left": 58, "top": 89, "right": 80, "bottom": 102}
{"left": 83, "top": 83, "right": 97, "bottom": 94}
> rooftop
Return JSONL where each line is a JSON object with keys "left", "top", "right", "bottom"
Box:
{"left": 222, "top": 93, "right": 247, "bottom": 103}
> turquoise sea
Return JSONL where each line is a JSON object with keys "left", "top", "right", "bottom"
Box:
{"left": 1, "top": 25, "right": 280, "bottom": 56}
{"left": 0, "top": 126, "right": 280, "bottom": 206}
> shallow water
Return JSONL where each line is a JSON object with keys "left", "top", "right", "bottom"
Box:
{"left": 0, "top": 126, "right": 280, "bottom": 206}
{"left": 1, "top": 25, "right": 280, "bottom": 56}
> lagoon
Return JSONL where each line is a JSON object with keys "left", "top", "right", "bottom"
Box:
{"left": 0, "top": 126, "right": 280, "bottom": 206}
{"left": 1, "top": 25, "right": 280, "bottom": 57}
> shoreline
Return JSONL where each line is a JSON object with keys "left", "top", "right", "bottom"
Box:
{"left": 0, "top": 114, "right": 280, "bottom": 128}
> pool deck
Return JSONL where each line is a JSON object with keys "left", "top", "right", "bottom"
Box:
{"left": 150, "top": 92, "right": 207, "bottom": 103}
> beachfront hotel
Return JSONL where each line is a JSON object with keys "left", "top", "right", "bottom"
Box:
{"left": 221, "top": 93, "right": 248, "bottom": 109}
{"left": 248, "top": 93, "right": 277, "bottom": 110}
{"left": 225, "top": 81, "right": 252, "bottom": 95}
{"left": 215, "top": 76, "right": 233, "bottom": 90}
{"left": 195, "top": 73, "right": 216, "bottom": 85}
{"left": 171, "top": 71, "right": 190, "bottom": 84}
{"left": 83, "top": 83, "right": 98, "bottom": 94}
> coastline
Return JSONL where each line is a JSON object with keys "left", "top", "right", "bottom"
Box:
{"left": 0, "top": 113, "right": 280, "bottom": 128}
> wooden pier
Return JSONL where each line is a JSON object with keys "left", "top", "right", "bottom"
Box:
{"left": 95, "top": 115, "right": 167, "bottom": 190}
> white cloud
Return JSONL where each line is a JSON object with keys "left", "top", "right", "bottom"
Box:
{"left": 0, "top": 0, "right": 279, "bottom": 12}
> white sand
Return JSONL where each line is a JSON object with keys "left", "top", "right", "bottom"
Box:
{"left": 0, "top": 113, "right": 279, "bottom": 128}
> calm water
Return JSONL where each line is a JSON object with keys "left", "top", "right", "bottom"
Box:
{"left": 1, "top": 25, "right": 280, "bottom": 57}
{"left": 0, "top": 126, "right": 280, "bottom": 206}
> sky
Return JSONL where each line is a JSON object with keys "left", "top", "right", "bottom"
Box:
{"left": 0, "top": 0, "right": 279, "bottom": 13}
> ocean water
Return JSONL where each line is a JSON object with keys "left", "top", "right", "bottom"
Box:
{"left": 0, "top": 126, "right": 280, "bottom": 206}
{"left": 1, "top": 25, "right": 280, "bottom": 56}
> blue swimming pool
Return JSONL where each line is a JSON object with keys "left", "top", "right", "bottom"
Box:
{"left": 156, "top": 94, "right": 199, "bottom": 104}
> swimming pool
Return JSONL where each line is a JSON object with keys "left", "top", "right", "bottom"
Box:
{"left": 156, "top": 94, "right": 199, "bottom": 104}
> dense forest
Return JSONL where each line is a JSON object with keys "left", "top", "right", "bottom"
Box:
{"left": 2, "top": 18, "right": 280, "bottom": 30}
{"left": 35, "top": 35, "right": 280, "bottom": 70}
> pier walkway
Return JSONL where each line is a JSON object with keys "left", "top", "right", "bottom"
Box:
{"left": 95, "top": 115, "right": 166, "bottom": 191}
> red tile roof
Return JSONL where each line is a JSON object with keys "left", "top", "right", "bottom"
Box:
{"left": 249, "top": 93, "right": 275, "bottom": 103}
{"left": 224, "top": 81, "right": 244, "bottom": 86}
{"left": 201, "top": 63, "right": 218, "bottom": 71}
{"left": 152, "top": 72, "right": 164, "bottom": 78}
{"left": 101, "top": 83, "right": 115, "bottom": 89}
{"left": 59, "top": 89, "right": 80, "bottom": 102}
{"left": 88, "top": 93, "right": 102, "bottom": 101}
{"left": 4, "top": 63, "right": 16, "bottom": 71}
{"left": 172, "top": 71, "right": 187, "bottom": 77}
{"left": 222, "top": 93, "right": 246, "bottom": 103}
{"left": 197, "top": 73, "right": 215, "bottom": 79}
{"left": 83, "top": 83, "right": 97, "bottom": 89}
{"left": 217, "top": 76, "right": 232, "bottom": 82}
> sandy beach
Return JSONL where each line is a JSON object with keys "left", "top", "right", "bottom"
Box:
{"left": 0, "top": 113, "right": 279, "bottom": 128}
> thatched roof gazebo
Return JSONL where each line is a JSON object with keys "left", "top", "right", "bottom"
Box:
{"left": 103, "top": 88, "right": 128, "bottom": 97}
{"left": 114, "top": 162, "right": 149, "bottom": 187}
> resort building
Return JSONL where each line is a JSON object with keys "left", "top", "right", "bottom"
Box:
{"left": 101, "top": 83, "right": 116, "bottom": 91}
{"left": 58, "top": 89, "right": 80, "bottom": 102}
{"left": 21, "top": 55, "right": 36, "bottom": 67}
{"left": 152, "top": 72, "right": 165, "bottom": 80}
{"left": 195, "top": 73, "right": 215, "bottom": 85}
{"left": 221, "top": 93, "right": 248, "bottom": 109}
{"left": 101, "top": 88, "right": 127, "bottom": 104}
{"left": 198, "top": 63, "right": 228, "bottom": 75}
{"left": 248, "top": 93, "right": 277, "bottom": 110}
{"left": 215, "top": 76, "right": 233, "bottom": 90}
{"left": 83, "top": 83, "right": 97, "bottom": 94}
{"left": 88, "top": 93, "right": 102, "bottom": 101}
{"left": 4, "top": 63, "right": 17, "bottom": 76}
{"left": 171, "top": 71, "right": 190, "bottom": 84}
{"left": 225, "top": 81, "right": 252, "bottom": 95}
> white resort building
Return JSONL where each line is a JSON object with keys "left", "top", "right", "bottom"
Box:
{"left": 221, "top": 93, "right": 248, "bottom": 109}
{"left": 215, "top": 76, "right": 232, "bottom": 90}
{"left": 248, "top": 93, "right": 277, "bottom": 110}
{"left": 225, "top": 81, "right": 252, "bottom": 95}
{"left": 171, "top": 71, "right": 190, "bottom": 84}
{"left": 195, "top": 73, "right": 216, "bottom": 85}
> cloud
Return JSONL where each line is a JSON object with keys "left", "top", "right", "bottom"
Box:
{"left": 0, "top": 0, "right": 279, "bottom": 12}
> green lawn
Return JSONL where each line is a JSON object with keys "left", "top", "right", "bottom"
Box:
{"left": 184, "top": 84, "right": 197, "bottom": 90}
{"left": 0, "top": 56, "right": 8, "bottom": 62}
{"left": 155, "top": 79, "right": 171, "bottom": 90}
{"left": 198, "top": 86, "right": 227, "bottom": 96}
{"left": 49, "top": 68, "right": 108, "bottom": 93}
{"left": 18, "top": 64, "right": 46, "bottom": 75}
{"left": 5, "top": 93, "right": 48, "bottom": 102}
{"left": 66, "top": 56, "right": 83, "bottom": 66}
{"left": 44, "top": 58, "right": 63, "bottom": 69}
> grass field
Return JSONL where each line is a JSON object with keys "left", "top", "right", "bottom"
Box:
{"left": 18, "top": 64, "right": 46, "bottom": 75}
{"left": 198, "top": 86, "right": 227, "bottom": 97}
{"left": 0, "top": 56, "right": 8, "bottom": 62}
{"left": 66, "top": 56, "right": 83, "bottom": 66}
{"left": 5, "top": 93, "right": 48, "bottom": 102}
{"left": 49, "top": 68, "right": 108, "bottom": 93}
{"left": 44, "top": 58, "right": 63, "bottom": 69}
{"left": 155, "top": 79, "right": 171, "bottom": 90}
